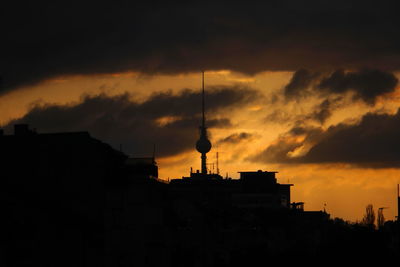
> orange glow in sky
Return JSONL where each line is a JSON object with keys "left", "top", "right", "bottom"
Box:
{"left": 1, "top": 70, "right": 399, "bottom": 222}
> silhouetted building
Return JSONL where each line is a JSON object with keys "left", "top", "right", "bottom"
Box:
{"left": 1, "top": 124, "right": 167, "bottom": 266}
{"left": 125, "top": 157, "right": 158, "bottom": 178}
{"left": 4, "top": 121, "right": 398, "bottom": 266}
{"left": 171, "top": 170, "right": 292, "bottom": 210}
{"left": 235, "top": 170, "right": 292, "bottom": 209}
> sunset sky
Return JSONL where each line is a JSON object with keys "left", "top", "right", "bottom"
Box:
{"left": 2, "top": 1, "right": 400, "bottom": 221}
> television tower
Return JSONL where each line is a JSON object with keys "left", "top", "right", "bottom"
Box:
{"left": 195, "top": 71, "right": 212, "bottom": 174}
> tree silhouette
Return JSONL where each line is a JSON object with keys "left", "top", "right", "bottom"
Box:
{"left": 361, "top": 204, "right": 375, "bottom": 229}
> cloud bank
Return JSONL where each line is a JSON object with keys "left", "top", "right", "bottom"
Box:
{"left": 3, "top": 1, "right": 400, "bottom": 93}
{"left": 3, "top": 86, "right": 260, "bottom": 157}
{"left": 284, "top": 69, "right": 398, "bottom": 105}
{"left": 252, "top": 110, "right": 400, "bottom": 168}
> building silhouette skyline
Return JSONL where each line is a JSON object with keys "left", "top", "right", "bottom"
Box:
{"left": 1, "top": 75, "right": 400, "bottom": 265}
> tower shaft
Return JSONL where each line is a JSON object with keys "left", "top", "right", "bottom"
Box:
{"left": 200, "top": 71, "right": 207, "bottom": 175}
{"left": 201, "top": 153, "right": 207, "bottom": 174}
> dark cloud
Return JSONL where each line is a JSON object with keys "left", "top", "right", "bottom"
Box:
{"left": 265, "top": 97, "right": 342, "bottom": 126}
{"left": 311, "top": 99, "right": 332, "bottom": 124}
{"left": 318, "top": 69, "right": 398, "bottom": 104}
{"left": 279, "top": 68, "right": 398, "bottom": 129}
{"left": 284, "top": 69, "right": 398, "bottom": 105}
{"left": 252, "top": 139, "right": 302, "bottom": 164}
{"left": 284, "top": 69, "right": 318, "bottom": 99}
{"left": 2, "top": 86, "right": 259, "bottom": 157}
{"left": 3, "top": 1, "right": 400, "bottom": 93}
{"left": 252, "top": 110, "right": 400, "bottom": 168}
{"left": 217, "top": 132, "right": 254, "bottom": 145}
{"left": 308, "top": 97, "right": 344, "bottom": 124}
{"left": 302, "top": 111, "right": 400, "bottom": 167}
{"left": 249, "top": 125, "right": 324, "bottom": 163}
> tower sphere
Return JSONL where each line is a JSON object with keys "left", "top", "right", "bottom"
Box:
{"left": 196, "top": 137, "right": 212, "bottom": 153}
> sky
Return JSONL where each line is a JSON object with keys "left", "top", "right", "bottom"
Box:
{"left": 2, "top": 1, "right": 400, "bottom": 221}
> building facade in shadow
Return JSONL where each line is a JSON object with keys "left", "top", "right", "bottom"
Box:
{"left": 2, "top": 124, "right": 399, "bottom": 266}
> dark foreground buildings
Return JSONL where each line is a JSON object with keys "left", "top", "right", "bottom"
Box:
{"left": 2, "top": 124, "right": 399, "bottom": 266}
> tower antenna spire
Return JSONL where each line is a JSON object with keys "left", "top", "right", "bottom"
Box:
{"left": 202, "top": 70, "right": 205, "bottom": 128}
